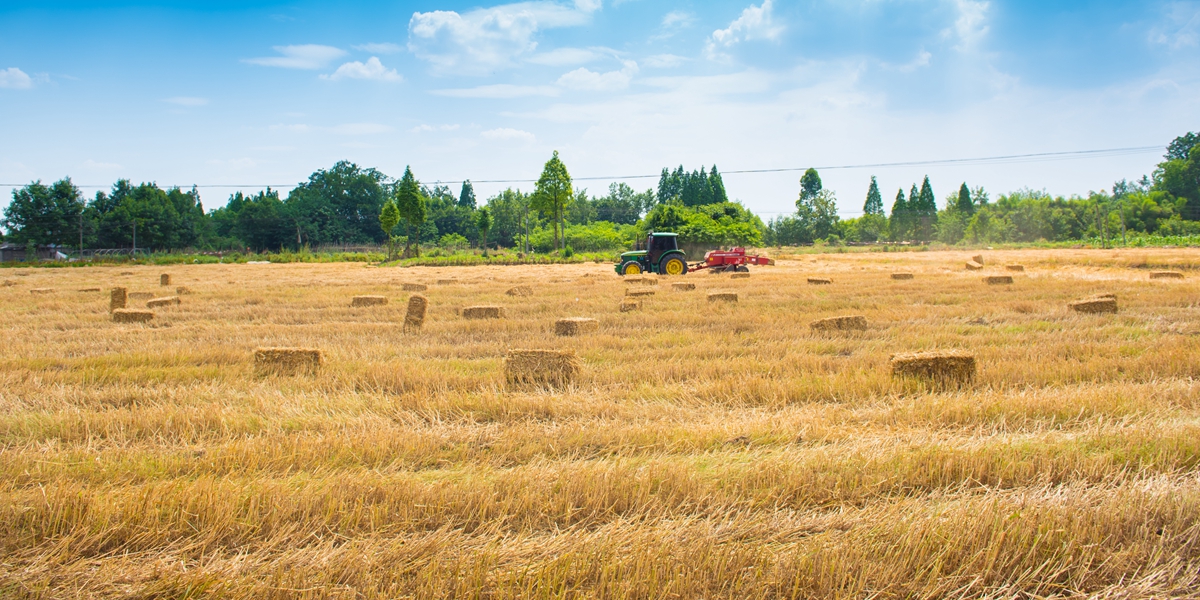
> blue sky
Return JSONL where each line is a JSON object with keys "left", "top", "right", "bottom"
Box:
{"left": 1, "top": 0, "right": 1198, "bottom": 218}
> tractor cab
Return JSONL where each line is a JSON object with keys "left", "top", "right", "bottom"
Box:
{"left": 615, "top": 232, "right": 688, "bottom": 276}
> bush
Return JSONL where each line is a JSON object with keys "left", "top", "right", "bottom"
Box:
{"left": 438, "top": 233, "right": 469, "bottom": 250}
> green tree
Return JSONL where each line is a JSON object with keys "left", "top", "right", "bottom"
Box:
{"left": 458, "top": 180, "right": 477, "bottom": 209}
{"left": 863, "top": 176, "right": 884, "bottom": 216}
{"left": 1166, "top": 132, "right": 1199, "bottom": 161}
{"left": 913, "top": 176, "right": 937, "bottom": 241}
{"left": 532, "top": 150, "right": 573, "bottom": 253}
{"left": 3, "top": 178, "right": 84, "bottom": 249}
{"left": 394, "top": 166, "right": 428, "bottom": 257}
{"left": 283, "top": 161, "right": 390, "bottom": 247}
{"left": 954, "top": 182, "right": 974, "bottom": 216}
{"left": 476, "top": 207, "right": 492, "bottom": 257}
{"left": 710, "top": 165, "right": 729, "bottom": 204}
{"left": 889, "top": 188, "right": 910, "bottom": 241}
{"left": 1154, "top": 143, "right": 1200, "bottom": 219}
{"left": 799, "top": 168, "right": 823, "bottom": 202}
{"left": 378, "top": 199, "right": 401, "bottom": 260}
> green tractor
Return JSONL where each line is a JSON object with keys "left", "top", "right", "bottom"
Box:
{"left": 614, "top": 232, "right": 688, "bottom": 276}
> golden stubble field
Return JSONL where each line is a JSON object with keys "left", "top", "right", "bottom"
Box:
{"left": 2, "top": 248, "right": 1200, "bottom": 599}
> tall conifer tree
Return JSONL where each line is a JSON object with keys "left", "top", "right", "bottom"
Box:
{"left": 890, "top": 188, "right": 909, "bottom": 241}
{"left": 864, "top": 176, "right": 884, "bottom": 216}
{"left": 710, "top": 165, "right": 728, "bottom": 204}
{"left": 955, "top": 182, "right": 973, "bottom": 215}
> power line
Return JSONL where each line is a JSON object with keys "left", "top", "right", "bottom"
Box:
{"left": 0, "top": 145, "right": 1164, "bottom": 190}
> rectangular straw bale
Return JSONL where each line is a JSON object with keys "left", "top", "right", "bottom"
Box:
{"left": 109, "top": 287, "right": 127, "bottom": 312}
{"left": 404, "top": 294, "right": 428, "bottom": 331}
{"left": 730, "top": 272, "right": 750, "bottom": 279}
{"left": 505, "top": 349, "right": 580, "bottom": 388}
{"left": 807, "top": 278, "right": 832, "bottom": 285}
{"left": 77, "top": 287, "right": 101, "bottom": 292}
{"left": 672, "top": 282, "right": 696, "bottom": 291}
{"left": 463, "top": 305, "right": 504, "bottom": 319}
{"left": 626, "top": 289, "right": 655, "bottom": 297}
{"left": 965, "top": 261, "right": 984, "bottom": 271}
{"left": 129, "top": 291, "right": 153, "bottom": 299}
{"left": 253, "top": 347, "right": 322, "bottom": 376}
{"left": 625, "top": 276, "right": 658, "bottom": 286}
{"left": 619, "top": 299, "right": 641, "bottom": 312}
{"left": 436, "top": 279, "right": 458, "bottom": 285}
{"left": 891, "top": 350, "right": 976, "bottom": 382}
{"left": 176, "top": 286, "right": 192, "bottom": 295}
{"left": 351, "top": 295, "right": 388, "bottom": 307}
{"left": 1005, "top": 264, "right": 1025, "bottom": 272}
{"left": 146, "top": 296, "right": 181, "bottom": 309}
{"left": 972, "top": 254, "right": 984, "bottom": 264}
{"left": 810, "top": 315, "right": 868, "bottom": 332}
{"left": 890, "top": 273, "right": 914, "bottom": 280}
{"left": 29, "top": 288, "right": 54, "bottom": 294}
{"left": 1091, "top": 293, "right": 1117, "bottom": 300}
{"left": 708, "top": 292, "right": 738, "bottom": 303}
{"left": 555, "top": 317, "right": 599, "bottom": 336}
{"left": 1150, "top": 271, "right": 1184, "bottom": 279}
{"left": 984, "top": 275, "right": 1014, "bottom": 285}
{"left": 1069, "top": 297, "right": 1118, "bottom": 314}
{"left": 506, "top": 285, "right": 533, "bottom": 297}
{"left": 160, "top": 273, "right": 171, "bottom": 286}
{"left": 112, "top": 309, "right": 153, "bottom": 323}
{"left": 402, "top": 283, "right": 428, "bottom": 292}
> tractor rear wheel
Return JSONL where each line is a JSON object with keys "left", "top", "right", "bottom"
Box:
{"left": 659, "top": 255, "right": 687, "bottom": 276}
{"left": 619, "top": 261, "right": 643, "bottom": 276}
{"left": 736, "top": 265, "right": 749, "bottom": 273}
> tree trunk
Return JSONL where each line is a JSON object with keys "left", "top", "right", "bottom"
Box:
{"left": 413, "top": 222, "right": 420, "bottom": 257}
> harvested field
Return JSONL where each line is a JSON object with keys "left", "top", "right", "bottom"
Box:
{"left": 350, "top": 295, "right": 388, "bottom": 307}
{"left": 625, "top": 276, "right": 658, "bottom": 286}
{"left": 730, "top": 272, "right": 750, "bottom": 279}
{"left": 2, "top": 248, "right": 1200, "bottom": 598}
{"left": 176, "top": 286, "right": 192, "bottom": 295}
{"left": 506, "top": 285, "right": 533, "bottom": 297}
{"left": 672, "top": 282, "right": 696, "bottom": 291}
{"left": 554, "top": 317, "right": 599, "bottom": 336}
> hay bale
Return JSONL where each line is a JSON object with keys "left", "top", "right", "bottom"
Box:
{"left": 708, "top": 292, "right": 738, "bottom": 303}
{"left": 807, "top": 278, "right": 832, "bottom": 285}
{"left": 112, "top": 309, "right": 153, "bottom": 323}
{"left": 436, "top": 279, "right": 458, "bottom": 285}
{"left": 810, "top": 315, "right": 868, "bottom": 332}
{"left": 971, "top": 254, "right": 984, "bottom": 264}
{"left": 129, "top": 291, "right": 153, "bottom": 299}
{"left": 626, "top": 289, "right": 655, "bottom": 297}
{"left": 463, "top": 305, "right": 504, "bottom": 319}
{"left": 555, "top": 317, "right": 599, "bottom": 336}
{"left": 1005, "top": 264, "right": 1025, "bottom": 272}
{"left": 1069, "top": 297, "right": 1117, "bottom": 314}
{"left": 29, "top": 288, "right": 54, "bottom": 294}
{"left": 404, "top": 294, "right": 428, "bottom": 331}
{"left": 984, "top": 275, "right": 1014, "bottom": 285}
{"left": 77, "top": 287, "right": 101, "bottom": 292}
{"left": 506, "top": 285, "right": 533, "bottom": 297}
{"left": 1092, "top": 293, "right": 1117, "bottom": 300}
{"left": 402, "top": 283, "right": 428, "bottom": 292}
{"left": 504, "top": 349, "right": 580, "bottom": 388}
{"left": 253, "top": 347, "right": 322, "bottom": 376}
{"left": 119, "top": 271, "right": 134, "bottom": 276}
{"left": 351, "top": 295, "right": 388, "bottom": 307}
{"left": 2, "top": 280, "right": 16, "bottom": 287}
{"left": 619, "top": 299, "right": 641, "bottom": 312}
{"left": 109, "top": 287, "right": 127, "bottom": 312}
{"left": 160, "top": 273, "right": 171, "bottom": 286}
{"left": 146, "top": 296, "right": 181, "bottom": 309}
{"left": 625, "top": 276, "right": 658, "bottom": 286}
{"left": 730, "top": 272, "right": 750, "bottom": 279}
{"left": 965, "top": 261, "right": 984, "bottom": 271}
{"left": 1150, "top": 271, "right": 1184, "bottom": 280}
{"left": 890, "top": 273, "right": 914, "bottom": 280}
{"left": 176, "top": 286, "right": 192, "bottom": 295}
{"left": 891, "top": 350, "right": 976, "bottom": 383}
{"left": 672, "top": 282, "right": 696, "bottom": 291}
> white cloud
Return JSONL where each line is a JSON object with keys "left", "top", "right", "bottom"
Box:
{"left": 322, "top": 57, "right": 403, "bottom": 81}
{"left": 407, "top": 1, "right": 601, "bottom": 75}
{"left": 481, "top": 128, "right": 536, "bottom": 141}
{"left": 883, "top": 50, "right": 932, "bottom": 73}
{"left": 661, "top": 10, "right": 694, "bottom": 28}
{"left": 412, "top": 123, "right": 462, "bottom": 132}
{"left": 0, "top": 67, "right": 33, "bottom": 89}
{"left": 163, "top": 96, "right": 209, "bottom": 107}
{"left": 1149, "top": 2, "right": 1200, "bottom": 49}
{"left": 945, "top": 0, "right": 990, "bottom": 50}
{"left": 706, "top": 0, "right": 784, "bottom": 59}
{"left": 526, "top": 47, "right": 604, "bottom": 66}
{"left": 244, "top": 45, "right": 347, "bottom": 69}
{"left": 432, "top": 84, "right": 561, "bottom": 98}
{"left": 353, "top": 42, "right": 404, "bottom": 54}
{"left": 557, "top": 59, "right": 638, "bottom": 91}
{"left": 643, "top": 54, "right": 687, "bottom": 68}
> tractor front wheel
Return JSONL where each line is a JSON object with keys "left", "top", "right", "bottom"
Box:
{"left": 619, "top": 261, "right": 644, "bottom": 276}
{"left": 659, "top": 256, "right": 687, "bottom": 276}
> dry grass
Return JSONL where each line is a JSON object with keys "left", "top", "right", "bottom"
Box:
{"left": 506, "top": 285, "right": 533, "bottom": 297}
{"left": 2, "top": 248, "right": 1200, "bottom": 598}
{"left": 672, "top": 282, "right": 696, "bottom": 291}
{"left": 731, "top": 272, "right": 750, "bottom": 279}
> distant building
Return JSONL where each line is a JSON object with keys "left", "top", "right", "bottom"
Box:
{"left": 0, "top": 243, "right": 70, "bottom": 262}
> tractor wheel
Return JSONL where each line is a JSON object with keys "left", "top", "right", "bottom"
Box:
{"left": 659, "top": 256, "right": 687, "bottom": 276}
{"left": 736, "top": 265, "right": 750, "bottom": 273}
{"left": 619, "top": 261, "right": 643, "bottom": 276}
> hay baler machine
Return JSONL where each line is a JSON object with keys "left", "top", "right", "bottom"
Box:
{"left": 615, "top": 232, "right": 774, "bottom": 276}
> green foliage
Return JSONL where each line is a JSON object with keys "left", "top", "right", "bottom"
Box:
{"left": 438, "top": 233, "right": 469, "bottom": 250}
{"left": 643, "top": 201, "right": 763, "bottom": 247}
{"left": 656, "top": 164, "right": 725, "bottom": 207}
{"left": 955, "top": 182, "right": 975, "bottom": 216}
{"left": 3, "top": 178, "right": 84, "bottom": 248}
{"left": 284, "top": 161, "right": 389, "bottom": 246}
{"left": 1166, "top": 132, "right": 1199, "bottom": 162}
{"left": 1153, "top": 144, "right": 1200, "bottom": 219}
{"left": 379, "top": 199, "right": 401, "bottom": 260}
{"left": 458, "top": 180, "right": 477, "bottom": 209}
{"left": 863, "top": 176, "right": 884, "bottom": 216}
{"left": 889, "top": 188, "right": 910, "bottom": 242}
{"left": 532, "top": 150, "right": 573, "bottom": 253}
{"left": 476, "top": 207, "right": 492, "bottom": 256}
{"left": 394, "top": 166, "right": 428, "bottom": 257}
{"left": 800, "top": 168, "right": 823, "bottom": 202}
